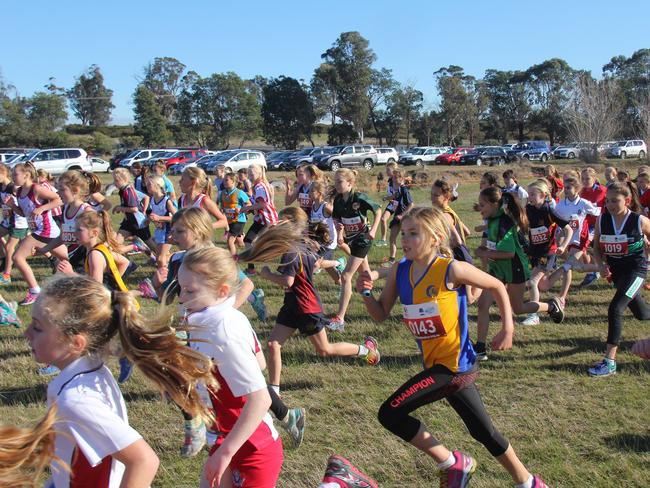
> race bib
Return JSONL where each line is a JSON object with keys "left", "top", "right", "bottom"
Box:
{"left": 28, "top": 216, "right": 39, "bottom": 232}
{"left": 61, "top": 221, "right": 76, "bottom": 243}
{"left": 1, "top": 205, "right": 10, "bottom": 220}
{"left": 486, "top": 240, "right": 497, "bottom": 251}
{"left": 341, "top": 216, "right": 364, "bottom": 234}
{"left": 224, "top": 207, "right": 238, "bottom": 220}
{"left": 530, "top": 226, "right": 551, "bottom": 245}
{"left": 600, "top": 234, "right": 628, "bottom": 256}
{"left": 402, "top": 302, "right": 446, "bottom": 340}
{"left": 569, "top": 214, "right": 580, "bottom": 231}
{"left": 298, "top": 193, "right": 311, "bottom": 208}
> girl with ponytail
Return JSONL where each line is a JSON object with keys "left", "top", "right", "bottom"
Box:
{"left": 22, "top": 274, "right": 216, "bottom": 487}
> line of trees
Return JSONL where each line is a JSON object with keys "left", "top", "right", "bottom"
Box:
{"left": 1, "top": 34, "right": 649, "bottom": 153}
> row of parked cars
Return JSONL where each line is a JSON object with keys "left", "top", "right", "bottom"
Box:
{"left": 0, "top": 148, "right": 111, "bottom": 175}
{"left": 552, "top": 140, "right": 647, "bottom": 160}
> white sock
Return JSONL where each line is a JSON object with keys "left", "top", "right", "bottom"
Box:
{"left": 437, "top": 452, "right": 455, "bottom": 470}
{"left": 516, "top": 474, "right": 533, "bottom": 488}
{"left": 319, "top": 483, "right": 340, "bottom": 488}
{"left": 30, "top": 286, "right": 41, "bottom": 294}
{"left": 269, "top": 384, "right": 280, "bottom": 395}
{"left": 358, "top": 345, "right": 369, "bottom": 357}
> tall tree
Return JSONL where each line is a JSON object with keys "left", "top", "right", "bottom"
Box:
{"left": 484, "top": 69, "right": 531, "bottom": 142}
{"left": 132, "top": 86, "right": 170, "bottom": 146}
{"left": 27, "top": 89, "right": 67, "bottom": 144}
{"left": 141, "top": 57, "right": 187, "bottom": 121}
{"left": 320, "top": 31, "right": 376, "bottom": 141}
{"left": 367, "top": 68, "right": 398, "bottom": 146}
{"left": 177, "top": 72, "right": 261, "bottom": 148}
{"left": 310, "top": 63, "right": 340, "bottom": 125}
{"left": 434, "top": 66, "right": 481, "bottom": 145}
{"left": 524, "top": 58, "right": 578, "bottom": 145}
{"left": 67, "top": 65, "right": 114, "bottom": 126}
{"left": 262, "top": 76, "right": 316, "bottom": 149}
{"left": 391, "top": 84, "right": 423, "bottom": 146}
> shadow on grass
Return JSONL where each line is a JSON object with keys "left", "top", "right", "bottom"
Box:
{"left": 280, "top": 379, "right": 322, "bottom": 391}
{"left": 604, "top": 432, "right": 650, "bottom": 453}
{"left": 122, "top": 390, "right": 169, "bottom": 403}
{"left": 0, "top": 348, "right": 31, "bottom": 361}
{"left": 516, "top": 337, "right": 637, "bottom": 359}
{"left": 0, "top": 384, "right": 46, "bottom": 406}
{"left": 539, "top": 360, "right": 650, "bottom": 375}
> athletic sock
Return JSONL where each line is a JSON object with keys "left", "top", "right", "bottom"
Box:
{"left": 437, "top": 452, "right": 456, "bottom": 470}
{"left": 318, "top": 483, "right": 341, "bottom": 488}
{"left": 29, "top": 286, "right": 41, "bottom": 294}
{"left": 358, "top": 345, "right": 369, "bottom": 357}
{"left": 516, "top": 474, "right": 533, "bottom": 488}
{"left": 269, "top": 384, "right": 280, "bottom": 395}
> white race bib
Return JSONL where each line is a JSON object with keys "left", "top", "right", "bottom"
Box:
{"left": 600, "top": 234, "right": 628, "bottom": 256}
{"left": 530, "top": 226, "right": 551, "bottom": 245}
{"left": 341, "top": 216, "right": 364, "bottom": 233}
{"left": 402, "top": 302, "right": 446, "bottom": 340}
{"left": 486, "top": 240, "right": 497, "bottom": 251}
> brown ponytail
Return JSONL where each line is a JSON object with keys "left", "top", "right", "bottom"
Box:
{"left": 480, "top": 186, "right": 529, "bottom": 233}
{"left": 238, "top": 220, "right": 304, "bottom": 264}
{"left": 0, "top": 406, "right": 63, "bottom": 487}
{"left": 81, "top": 170, "right": 102, "bottom": 194}
{"left": 76, "top": 210, "right": 121, "bottom": 251}
{"left": 40, "top": 276, "right": 217, "bottom": 424}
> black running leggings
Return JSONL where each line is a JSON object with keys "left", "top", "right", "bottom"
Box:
{"left": 608, "top": 270, "right": 650, "bottom": 346}
{"left": 377, "top": 364, "right": 509, "bottom": 457}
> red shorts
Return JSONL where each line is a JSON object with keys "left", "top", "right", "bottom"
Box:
{"left": 569, "top": 235, "right": 589, "bottom": 253}
{"left": 210, "top": 437, "right": 283, "bottom": 488}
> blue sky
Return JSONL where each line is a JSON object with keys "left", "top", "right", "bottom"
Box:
{"left": 3, "top": 0, "right": 649, "bottom": 124}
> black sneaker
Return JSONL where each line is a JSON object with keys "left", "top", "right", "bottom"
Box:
{"left": 474, "top": 342, "right": 488, "bottom": 361}
{"left": 547, "top": 297, "right": 565, "bottom": 324}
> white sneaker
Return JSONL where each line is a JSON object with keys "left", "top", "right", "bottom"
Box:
{"left": 521, "top": 313, "right": 540, "bottom": 326}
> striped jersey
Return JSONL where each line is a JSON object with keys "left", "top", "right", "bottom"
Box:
{"left": 18, "top": 185, "right": 61, "bottom": 238}
{"left": 253, "top": 181, "right": 278, "bottom": 225}
{"left": 396, "top": 256, "right": 475, "bottom": 373}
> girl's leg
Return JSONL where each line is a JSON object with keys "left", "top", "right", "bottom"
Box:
{"left": 308, "top": 329, "right": 363, "bottom": 357}
{"left": 324, "top": 266, "right": 341, "bottom": 285}
{"left": 13, "top": 235, "right": 44, "bottom": 290}
{"left": 388, "top": 223, "right": 400, "bottom": 261}
{"left": 266, "top": 324, "right": 297, "bottom": 389}
{"left": 227, "top": 234, "right": 237, "bottom": 256}
{"left": 379, "top": 210, "right": 390, "bottom": 241}
{"left": 157, "top": 243, "right": 172, "bottom": 269}
{"left": 336, "top": 256, "right": 368, "bottom": 320}
{"left": 476, "top": 289, "right": 494, "bottom": 345}
{"left": 506, "top": 282, "right": 528, "bottom": 315}
{"left": 3, "top": 236, "right": 18, "bottom": 276}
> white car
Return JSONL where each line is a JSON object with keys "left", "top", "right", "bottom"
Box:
{"left": 376, "top": 147, "right": 398, "bottom": 165}
{"left": 9, "top": 148, "right": 91, "bottom": 174}
{"left": 119, "top": 148, "right": 169, "bottom": 167}
{"left": 606, "top": 140, "right": 647, "bottom": 160}
{"left": 89, "top": 157, "right": 111, "bottom": 173}
{"left": 399, "top": 147, "right": 446, "bottom": 166}
{"left": 203, "top": 150, "right": 267, "bottom": 174}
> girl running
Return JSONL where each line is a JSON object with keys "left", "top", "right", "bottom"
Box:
{"left": 587, "top": 182, "right": 650, "bottom": 377}
{"left": 502, "top": 169, "right": 528, "bottom": 204}
{"left": 178, "top": 247, "right": 284, "bottom": 488}
{"left": 382, "top": 169, "right": 414, "bottom": 268}
{"left": 177, "top": 167, "right": 227, "bottom": 229}
{"left": 36, "top": 169, "right": 63, "bottom": 225}
{"left": 111, "top": 168, "right": 153, "bottom": 257}
{"left": 285, "top": 164, "right": 322, "bottom": 215}
{"left": 153, "top": 161, "right": 177, "bottom": 201}
{"left": 0, "top": 163, "right": 28, "bottom": 285}
{"left": 240, "top": 209, "right": 379, "bottom": 396}
{"left": 83, "top": 170, "right": 112, "bottom": 212}
{"left": 544, "top": 164, "right": 564, "bottom": 202}
{"left": 146, "top": 175, "right": 177, "bottom": 269}
{"left": 243, "top": 164, "right": 279, "bottom": 276}
{"left": 474, "top": 187, "right": 564, "bottom": 360}
{"left": 22, "top": 274, "right": 214, "bottom": 487}
{"left": 521, "top": 180, "right": 574, "bottom": 326}
{"left": 219, "top": 172, "right": 251, "bottom": 256}
{"left": 329, "top": 169, "right": 381, "bottom": 331}
{"left": 237, "top": 167, "right": 254, "bottom": 197}
{"left": 579, "top": 167, "right": 608, "bottom": 289}
{"left": 6, "top": 162, "right": 68, "bottom": 306}
{"left": 356, "top": 206, "right": 547, "bottom": 488}
{"left": 376, "top": 162, "right": 398, "bottom": 247}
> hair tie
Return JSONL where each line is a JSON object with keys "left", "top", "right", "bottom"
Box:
{"left": 232, "top": 254, "right": 240, "bottom": 262}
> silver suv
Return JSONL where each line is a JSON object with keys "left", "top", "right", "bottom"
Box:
{"left": 313, "top": 144, "right": 378, "bottom": 171}
{"left": 399, "top": 147, "right": 446, "bottom": 166}
{"left": 606, "top": 140, "right": 647, "bottom": 159}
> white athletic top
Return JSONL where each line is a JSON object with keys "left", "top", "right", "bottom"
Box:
{"left": 554, "top": 195, "right": 600, "bottom": 246}
{"left": 47, "top": 355, "right": 142, "bottom": 488}
{"left": 310, "top": 202, "right": 337, "bottom": 249}
{"left": 62, "top": 202, "right": 90, "bottom": 248}
{"left": 502, "top": 183, "right": 529, "bottom": 202}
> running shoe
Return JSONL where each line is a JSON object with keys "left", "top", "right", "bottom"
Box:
{"left": 547, "top": 297, "right": 565, "bottom": 324}
{"left": 322, "top": 454, "right": 379, "bottom": 488}
{"left": 326, "top": 315, "right": 345, "bottom": 332}
{"left": 19, "top": 291, "right": 39, "bottom": 306}
{"left": 0, "top": 274, "right": 11, "bottom": 285}
{"left": 335, "top": 257, "right": 347, "bottom": 274}
{"left": 38, "top": 365, "right": 60, "bottom": 376}
{"left": 363, "top": 336, "right": 380, "bottom": 365}
{"left": 138, "top": 278, "right": 159, "bottom": 300}
{"left": 375, "top": 239, "right": 387, "bottom": 247}
{"left": 521, "top": 313, "right": 540, "bottom": 326}
{"left": 439, "top": 451, "right": 476, "bottom": 488}
{"left": 245, "top": 268, "right": 257, "bottom": 276}
{"left": 380, "top": 257, "right": 396, "bottom": 269}
{"left": 180, "top": 420, "right": 206, "bottom": 458}
{"left": 280, "top": 407, "right": 306, "bottom": 447}
{"left": 579, "top": 272, "right": 600, "bottom": 289}
{"left": 0, "top": 300, "right": 20, "bottom": 327}
{"left": 532, "top": 475, "right": 549, "bottom": 488}
{"left": 118, "top": 357, "right": 134, "bottom": 383}
{"left": 588, "top": 358, "right": 616, "bottom": 377}
{"left": 250, "top": 289, "right": 267, "bottom": 322}
{"left": 132, "top": 237, "right": 155, "bottom": 260}
{"left": 206, "top": 428, "right": 219, "bottom": 449}
{"left": 123, "top": 260, "right": 138, "bottom": 278}
{"left": 473, "top": 343, "right": 488, "bottom": 361}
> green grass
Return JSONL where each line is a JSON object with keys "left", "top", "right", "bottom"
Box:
{"left": 1, "top": 162, "right": 649, "bottom": 487}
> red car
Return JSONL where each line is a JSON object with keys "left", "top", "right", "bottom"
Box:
{"left": 164, "top": 149, "right": 208, "bottom": 168}
{"left": 435, "top": 147, "right": 473, "bottom": 165}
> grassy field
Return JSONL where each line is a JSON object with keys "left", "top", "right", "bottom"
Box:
{"left": 1, "top": 161, "right": 649, "bottom": 487}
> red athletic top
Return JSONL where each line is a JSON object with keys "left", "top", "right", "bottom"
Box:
{"left": 580, "top": 183, "right": 607, "bottom": 227}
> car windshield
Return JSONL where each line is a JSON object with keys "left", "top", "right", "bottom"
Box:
{"left": 329, "top": 146, "right": 345, "bottom": 153}
{"left": 410, "top": 148, "right": 425, "bottom": 155}
{"left": 125, "top": 150, "right": 140, "bottom": 158}
{"left": 615, "top": 141, "right": 627, "bottom": 147}
{"left": 6, "top": 153, "right": 27, "bottom": 164}
{"left": 514, "top": 143, "right": 528, "bottom": 150}
{"left": 214, "top": 151, "right": 239, "bottom": 161}
{"left": 294, "top": 148, "right": 312, "bottom": 156}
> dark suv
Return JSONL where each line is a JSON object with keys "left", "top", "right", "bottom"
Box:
{"left": 286, "top": 147, "right": 331, "bottom": 169}
{"left": 313, "top": 145, "right": 377, "bottom": 171}
{"left": 507, "top": 141, "right": 551, "bottom": 162}
{"left": 459, "top": 147, "right": 508, "bottom": 166}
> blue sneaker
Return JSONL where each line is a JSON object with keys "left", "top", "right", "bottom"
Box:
{"left": 0, "top": 300, "right": 20, "bottom": 328}
{"left": 250, "top": 289, "right": 267, "bottom": 322}
{"left": 588, "top": 358, "right": 616, "bottom": 377}
{"left": 579, "top": 272, "right": 600, "bottom": 289}
{"left": 280, "top": 407, "right": 306, "bottom": 447}
{"left": 118, "top": 357, "right": 134, "bottom": 383}
{"left": 38, "top": 365, "right": 60, "bottom": 376}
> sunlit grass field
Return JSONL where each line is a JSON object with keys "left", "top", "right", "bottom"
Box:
{"left": 0, "top": 161, "right": 649, "bottom": 487}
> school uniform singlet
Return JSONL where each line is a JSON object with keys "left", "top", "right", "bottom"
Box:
{"left": 253, "top": 181, "right": 278, "bottom": 226}
{"left": 396, "top": 256, "right": 475, "bottom": 373}
{"left": 178, "top": 193, "right": 206, "bottom": 209}
{"left": 220, "top": 188, "right": 245, "bottom": 224}
{"left": 297, "top": 183, "right": 313, "bottom": 214}
{"left": 310, "top": 202, "right": 337, "bottom": 249}
{"left": 18, "top": 185, "right": 60, "bottom": 238}
{"left": 599, "top": 211, "right": 646, "bottom": 272}
{"left": 149, "top": 195, "right": 171, "bottom": 231}
{"left": 443, "top": 205, "right": 467, "bottom": 243}
{"left": 62, "top": 202, "right": 89, "bottom": 250}
{"left": 85, "top": 244, "right": 129, "bottom": 293}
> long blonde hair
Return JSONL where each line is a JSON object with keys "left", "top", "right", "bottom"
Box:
{"left": 58, "top": 170, "right": 89, "bottom": 198}
{"left": 401, "top": 207, "right": 453, "bottom": 258}
{"left": 40, "top": 275, "right": 216, "bottom": 423}
{"left": 183, "top": 167, "right": 213, "bottom": 199}
{"left": 171, "top": 208, "right": 214, "bottom": 247}
{"left": 181, "top": 247, "right": 240, "bottom": 296}
{"left": 76, "top": 210, "right": 120, "bottom": 251}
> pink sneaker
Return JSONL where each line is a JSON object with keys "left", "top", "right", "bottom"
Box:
{"left": 19, "top": 291, "right": 39, "bottom": 306}
{"left": 363, "top": 336, "right": 380, "bottom": 365}
{"left": 322, "top": 454, "right": 378, "bottom": 488}
{"left": 138, "top": 278, "right": 159, "bottom": 300}
{"left": 439, "top": 450, "right": 476, "bottom": 488}
{"left": 532, "top": 475, "right": 548, "bottom": 488}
